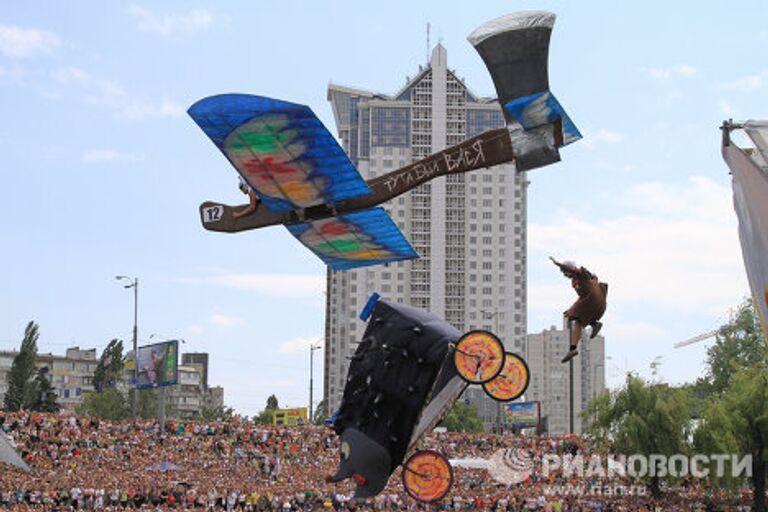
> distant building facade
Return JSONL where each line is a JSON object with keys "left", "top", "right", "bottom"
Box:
{"left": 0, "top": 347, "right": 224, "bottom": 418}
{"left": 168, "top": 353, "right": 224, "bottom": 418}
{"left": 0, "top": 347, "right": 99, "bottom": 412}
{"left": 324, "top": 44, "right": 529, "bottom": 421}
{"left": 525, "top": 322, "right": 606, "bottom": 435}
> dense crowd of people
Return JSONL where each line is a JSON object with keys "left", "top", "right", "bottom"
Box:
{"left": 0, "top": 411, "right": 753, "bottom": 511}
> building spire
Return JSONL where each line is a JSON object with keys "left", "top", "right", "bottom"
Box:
{"left": 426, "top": 22, "right": 430, "bottom": 65}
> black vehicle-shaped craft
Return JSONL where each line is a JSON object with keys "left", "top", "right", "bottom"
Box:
{"left": 327, "top": 295, "right": 530, "bottom": 502}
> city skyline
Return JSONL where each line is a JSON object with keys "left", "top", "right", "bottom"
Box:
{"left": 2, "top": 1, "right": 766, "bottom": 415}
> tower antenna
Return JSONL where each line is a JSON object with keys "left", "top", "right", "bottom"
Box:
{"left": 426, "top": 22, "right": 430, "bottom": 63}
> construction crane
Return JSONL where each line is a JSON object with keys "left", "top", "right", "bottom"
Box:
{"left": 673, "top": 329, "right": 719, "bottom": 349}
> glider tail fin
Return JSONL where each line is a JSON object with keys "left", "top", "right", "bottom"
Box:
{"left": 504, "top": 91, "right": 581, "bottom": 172}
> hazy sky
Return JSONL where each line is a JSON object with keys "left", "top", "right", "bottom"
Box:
{"left": 2, "top": 1, "right": 766, "bottom": 415}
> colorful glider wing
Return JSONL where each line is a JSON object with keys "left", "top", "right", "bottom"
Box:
{"left": 188, "top": 94, "right": 371, "bottom": 213}
{"left": 285, "top": 207, "right": 418, "bottom": 270}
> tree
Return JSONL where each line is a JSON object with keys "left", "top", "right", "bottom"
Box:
{"left": 93, "top": 339, "right": 124, "bottom": 391}
{"left": 30, "top": 367, "right": 59, "bottom": 412}
{"left": 584, "top": 374, "right": 691, "bottom": 498}
{"left": 691, "top": 299, "right": 768, "bottom": 512}
{"left": 4, "top": 322, "right": 40, "bottom": 411}
{"left": 136, "top": 388, "right": 174, "bottom": 420}
{"left": 439, "top": 400, "right": 484, "bottom": 433}
{"left": 697, "top": 299, "right": 767, "bottom": 395}
{"left": 253, "top": 395, "right": 280, "bottom": 425}
{"left": 313, "top": 398, "right": 328, "bottom": 425}
{"left": 695, "top": 365, "right": 768, "bottom": 512}
{"left": 200, "top": 405, "right": 235, "bottom": 421}
{"left": 76, "top": 388, "right": 128, "bottom": 420}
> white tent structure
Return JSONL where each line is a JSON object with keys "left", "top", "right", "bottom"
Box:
{"left": 0, "top": 432, "right": 30, "bottom": 472}
{"left": 722, "top": 120, "right": 768, "bottom": 344}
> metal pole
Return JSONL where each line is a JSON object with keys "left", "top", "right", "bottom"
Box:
{"left": 568, "top": 321, "right": 574, "bottom": 434}
{"left": 132, "top": 278, "right": 138, "bottom": 422}
{"left": 494, "top": 312, "right": 501, "bottom": 434}
{"left": 309, "top": 345, "right": 314, "bottom": 423}
{"left": 158, "top": 385, "right": 166, "bottom": 432}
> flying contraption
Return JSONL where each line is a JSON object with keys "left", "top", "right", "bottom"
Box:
{"left": 189, "top": 10, "right": 580, "bottom": 270}
{"left": 326, "top": 295, "right": 530, "bottom": 502}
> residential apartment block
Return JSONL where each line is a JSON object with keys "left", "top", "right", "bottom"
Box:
{"left": 324, "top": 44, "right": 529, "bottom": 420}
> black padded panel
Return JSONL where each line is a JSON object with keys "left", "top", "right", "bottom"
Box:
{"left": 330, "top": 298, "right": 462, "bottom": 497}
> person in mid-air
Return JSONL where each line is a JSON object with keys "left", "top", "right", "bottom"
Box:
{"left": 232, "top": 178, "right": 260, "bottom": 219}
{"left": 550, "top": 257, "right": 608, "bottom": 363}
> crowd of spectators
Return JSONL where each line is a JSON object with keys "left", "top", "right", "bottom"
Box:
{"left": 0, "top": 411, "right": 753, "bottom": 511}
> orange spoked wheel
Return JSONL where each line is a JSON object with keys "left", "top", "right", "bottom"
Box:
{"left": 402, "top": 450, "right": 453, "bottom": 503}
{"left": 482, "top": 352, "right": 530, "bottom": 402}
{"left": 453, "top": 330, "right": 505, "bottom": 384}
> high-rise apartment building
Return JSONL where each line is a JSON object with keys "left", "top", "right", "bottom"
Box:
{"left": 324, "top": 44, "right": 529, "bottom": 414}
{"left": 525, "top": 321, "right": 606, "bottom": 435}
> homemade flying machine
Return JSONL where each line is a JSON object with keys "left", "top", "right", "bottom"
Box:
{"left": 327, "top": 295, "right": 530, "bottom": 502}
{"left": 189, "top": 11, "right": 580, "bottom": 270}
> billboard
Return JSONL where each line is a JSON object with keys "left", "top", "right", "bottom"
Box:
{"left": 272, "top": 408, "right": 307, "bottom": 426}
{"left": 135, "top": 340, "right": 178, "bottom": 389}
{"left": 504, "top": 401, "right": 540, "bottom": 428}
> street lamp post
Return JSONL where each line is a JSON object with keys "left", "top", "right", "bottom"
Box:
{"left": 309, "top": 342, "right": 323, "bottom": 423}
{"left": 116, "top": 276, "right": 138, "bottom": 421}
{"left": 480, "top": 309, "right": 500, "bottom": 335}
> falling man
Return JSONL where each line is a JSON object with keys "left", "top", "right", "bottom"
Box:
{"left": 550, "top": 257, "right": 608, "bottom": 363}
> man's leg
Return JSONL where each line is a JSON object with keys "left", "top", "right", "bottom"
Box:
{"left": 571, "top": 322, "right": 582, "bottom": 347}
{"left": 562, "top": 320, "right": 581, "bottom": 363}
{"left": 589, "top": 321, "right": 603, "bottom": 339}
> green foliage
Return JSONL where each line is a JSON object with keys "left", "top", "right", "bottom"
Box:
{"left": 93, "top": 339, "right": 124, "bottom": 391}
{"left": 699, "top": 299, "right": 768, "bottom": 396}
{"left": 690, "top": 299, "right": 768, "bottom": 512}
{"left": 3, "top": 322, "right": 40, "bottom": 411}
{"left": 137, "top": 388, "right": 157, "bottom": 420}
{"left": 253, "top": 395, "right": 280, "bottom": 425}
{"left": 30, "top": 368, "right": 60, "bottom": 413}
{"left": 313, "top": 398, "right": 328, "bottom": 425}
{"left": 695, "top": 366, "right": 768, "bottom": 511}
{"left": 200, "top": 405, "right": 235, "bottom": 421}
{"left": 439, "top": 400, "right": 484, "bottom": 433}
{"left": 584, "top": 374, "right": 691, "bottom": 497}
{"left": 136, "top": 388, "right": 175, "bottom": 420}
{"left": 76, "top": 388, "right": 128, "bottom": 420}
